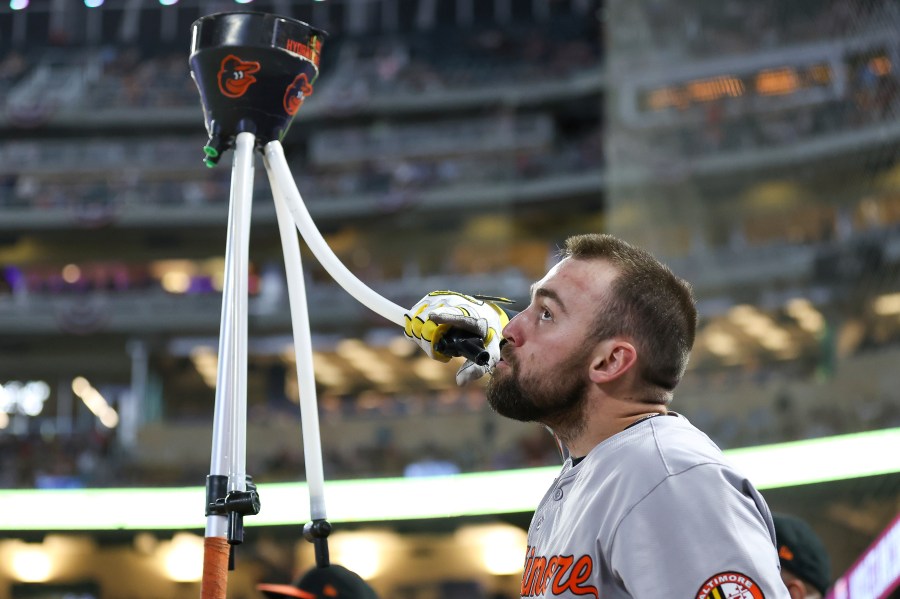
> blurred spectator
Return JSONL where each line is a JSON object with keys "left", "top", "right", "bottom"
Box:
{"left": 773, "top": 513, "right": 832, "bottom": 598}
{"left": 258, "top": 564, "right": 379, "bottom": 599}
{"left": 0, "top": 50, "right": 28, "bottom": 86}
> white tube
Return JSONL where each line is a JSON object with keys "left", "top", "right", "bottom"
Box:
{"left": 263, "top": 141, "right": 407, "bottom": 327}
{"left": 265, "top": 155, "right": 328, "bottom": 521}
{"left": 230, "top": 131, "right": 254, "bottom": 495}
{"left": 206, "top": 132, "right": 255, "bottom": 538}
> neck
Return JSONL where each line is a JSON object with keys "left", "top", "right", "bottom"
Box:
{"left": 555, "top": 395, "right": 667, "bottom": 458}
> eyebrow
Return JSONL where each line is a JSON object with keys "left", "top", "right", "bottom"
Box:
{"left": 530, "top": 284, "right": 568, "bottom": 315}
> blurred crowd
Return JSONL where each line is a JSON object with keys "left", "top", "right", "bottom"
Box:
{"left": 2, "top": 0, "right": 900, "bottom": 494}
{"left": 0, "top": 12, "right": 601, "bottom": 116}
{"left": 679, "top": 354, "right": 900, "bottom": 449}
{"left": 0, "top": 122, "right": 603, "bottom": 216}
{"left": 307, "top": 19, "right": 600, "bottom": 110}
{"left": 654, "top": 62, "right": 900, "bottom": 157}
{"left": 0, "top": 388, "right": 564, "bottom": 489}
{"left": 611, "top": 0, "right": 899, "bottom": 64}
{"left": 3, "top": 339, "right": 900, "bottom": 490}
{"left": 2, "top": 51, "right": 898, "bottom": 222}
{"left": 2, "top": 176, "right": 897, "bottom": 300}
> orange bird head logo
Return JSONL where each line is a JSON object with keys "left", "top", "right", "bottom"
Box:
{"left": 217, "top": 54, "right": 260, "bottom": 98}
{"left": 283, "top": 73, "right": 314, "bottom": 116}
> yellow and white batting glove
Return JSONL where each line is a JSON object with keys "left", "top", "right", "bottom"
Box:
{"left": 404, "top": 291, "right": 510, "bottom": 385}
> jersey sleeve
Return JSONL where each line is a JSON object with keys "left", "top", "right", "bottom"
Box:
{"left": 608, "top": 463, "right": 790, "bottom": 599}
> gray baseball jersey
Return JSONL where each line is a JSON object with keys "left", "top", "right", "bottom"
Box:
{"left": 521, "top": 413, "right": 790, "bottom": 599}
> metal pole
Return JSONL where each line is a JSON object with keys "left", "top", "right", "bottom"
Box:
{"left": 202, "top": 131, "right": 255, "bottom": 599}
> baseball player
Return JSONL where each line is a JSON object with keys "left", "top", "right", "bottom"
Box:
{"left": 405, "top": 233, "right": 790, "bottom": 599}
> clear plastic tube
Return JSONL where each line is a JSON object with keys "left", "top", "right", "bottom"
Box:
{"left": 263, "top": 141, "right": 407, "bottom": 327}
{"left": 265, "top": 154, "right": 328, "bottom": 520}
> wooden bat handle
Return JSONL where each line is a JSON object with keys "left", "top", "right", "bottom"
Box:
{"left": 201, "top": 536, "right": 230, "bottom": 599}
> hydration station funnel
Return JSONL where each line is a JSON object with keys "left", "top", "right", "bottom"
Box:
{"left": 189, "top": 12, "right": 326, "bottom": 166}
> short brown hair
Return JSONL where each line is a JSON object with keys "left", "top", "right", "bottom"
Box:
{"left": 562, "top": 234, "right": 697, "bottom": 401}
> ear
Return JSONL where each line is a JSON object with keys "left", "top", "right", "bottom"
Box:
{"left": 588, "top": 339, "right": 637, "bottom": 384}
{"left": 783, "top": 578, "right": 807, "bottom": 599}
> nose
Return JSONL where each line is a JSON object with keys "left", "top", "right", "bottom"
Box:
{"left": 502, "top": 312, "right": 523, "bottom": 346}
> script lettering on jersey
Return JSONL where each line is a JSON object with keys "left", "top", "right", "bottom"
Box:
{"left": 521, "top": 546, "right": 599, "bottom": 597}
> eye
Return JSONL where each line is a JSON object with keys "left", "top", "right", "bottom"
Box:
{"left": 539, "top": 306, "right": 553, "bottom": 321}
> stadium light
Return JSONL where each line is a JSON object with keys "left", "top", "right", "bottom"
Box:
{"left": 10, "top": 545, "right": 52, "bottom": 582}
{"left": 9, "top": 0, "right": 28, "bottom": 10}
{"left": 159, "top": 0, "right": 179, "bottom": 5}
{"left": 83, "top": 0, "right": 104, "bottom": 7}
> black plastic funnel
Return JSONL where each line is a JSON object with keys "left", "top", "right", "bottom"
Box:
{"left": 189, "top": 12, "right": 326, "bottom": 166}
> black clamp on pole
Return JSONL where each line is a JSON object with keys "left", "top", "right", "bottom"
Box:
{"left": 303, "top": 519, "right": 333, "bottom": 568}
{"left": 206, "top": 474, "right": 262, "bottom": 569}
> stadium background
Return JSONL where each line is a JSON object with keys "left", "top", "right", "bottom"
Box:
{"left": 0, "top": 0, "right": 899, "bottom": 597}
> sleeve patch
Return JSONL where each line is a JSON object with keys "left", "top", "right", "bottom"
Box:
{"left": 695, "top": 572, "right": 765, "bottom": 599}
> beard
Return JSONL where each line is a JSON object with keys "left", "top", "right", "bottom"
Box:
{"left": 486, "top": 343, "right": 589, "bottom": 434}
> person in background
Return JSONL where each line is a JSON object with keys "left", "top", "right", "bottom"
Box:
{"left": 773, "top": 513, "right": 832, "bottom": 599}
{"left": 258, "top": 564, "right": 379, "bottom": 599}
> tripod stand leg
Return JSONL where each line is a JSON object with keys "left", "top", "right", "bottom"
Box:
{"left": 265, "top": 156, "right": 328, "bottom": 524}
{"left": 203, "top": 131, "right": 256, "bottom": 599}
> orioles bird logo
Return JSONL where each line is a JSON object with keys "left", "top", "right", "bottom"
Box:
{"left": 217, "top": 55, "right": 261, "bottom": 98}
{"left": 283, "top": 73, "right": 314, "bottom": 116}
